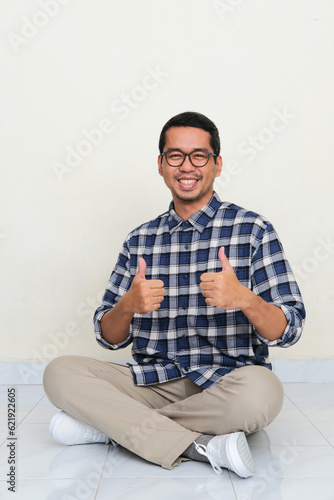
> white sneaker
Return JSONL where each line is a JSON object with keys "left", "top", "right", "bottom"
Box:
{"left": 49, "top": 411, "right": 112, "bottom": 446}
{"left": 194, "top": 431, "right": 255, "bottom": 478}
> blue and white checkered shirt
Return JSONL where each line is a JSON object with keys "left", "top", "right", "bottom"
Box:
{"left": 94, "top": 192, "right": 305, "bottom": 388}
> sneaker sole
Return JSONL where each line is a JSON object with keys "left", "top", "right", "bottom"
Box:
{"left": 226, "top": 432, "right": 255, "bottom": 478}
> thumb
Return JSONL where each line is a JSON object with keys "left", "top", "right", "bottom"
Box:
{"left": 136, "top": 257, "right": 146, "bottom": 279}
{"left": 218, "top": 247, "right": 232, "bottom": 272}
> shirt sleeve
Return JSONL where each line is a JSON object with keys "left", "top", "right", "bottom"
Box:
{"left": 93, "top": 238, "right": 134, "bottom": 350}
{"left": 250, "top": 221, "right": 306, "bottom": 347}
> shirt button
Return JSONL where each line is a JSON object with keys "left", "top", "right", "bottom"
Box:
{"left": 185, "top": 245, "right": 189, "bottom": 250}
{"left": 182, "top": 305, "right": 187, "bottom": 310}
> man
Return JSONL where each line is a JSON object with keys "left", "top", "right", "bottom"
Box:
{"left": 43, "top": 111, "right": 305, "bottom": 478}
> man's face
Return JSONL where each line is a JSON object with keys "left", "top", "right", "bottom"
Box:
{"left": 158, "top": 126, "right": 222, "bottom": 214}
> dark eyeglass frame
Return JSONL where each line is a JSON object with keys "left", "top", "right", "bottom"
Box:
{"left": 161, "top": 148, "right": 217, "bottom": 167}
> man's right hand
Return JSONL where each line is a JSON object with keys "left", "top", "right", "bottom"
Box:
{"left": 127, "top": 257, "right": 165, "bottom": 315}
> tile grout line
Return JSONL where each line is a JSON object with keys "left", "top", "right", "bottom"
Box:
{"left": 228, "top": 470, "right": 239, "bottom": 500}
{"left": 17, "top": 394, "right": 47, "bottom": 426}
{"left": 94, "top": 443, "right": 112, "bottom": 499}
{"left": 284, "top": 391, "right": 334, "bottom": 447}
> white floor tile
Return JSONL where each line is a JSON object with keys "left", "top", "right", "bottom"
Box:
{"left": 0, "top": 449, "right": 15, "bottom": 481}
{"left": 0, "top": 411, "right": 38, "bottom": 427}
{"left": 3, "top": 424, "right": 56, "bottom": 448}
{"left": 251, "top": 444, "right": 334, "bottom": 478}
{"left": 1, "top": 382, "right": 333, "bottom": 499}
{"left": 280, "top": 395, "right": 296, "bottom": 408}
{"left": 6, "top": 386, "right": 45, "bottom": 406}
{"left": 283, "top": 383, "right": 334, "bottom": 403}
{"left": 274, "top": 396, "right": 308, "bottom": 422}
{"left": 0, "top": 444, "right": 109, "bottom": 480}
{"left": 232, "top": 476, "right": 334, "bottom": 500}
{"left": 0, "top": 384, "right": 44, "bottom": 395}
{"left": 20, "top": 406, "right": 58, "bottom": 424}
{"left": 97, "top": 476, "right": 236, "bottom": 500}
{"left": 248, "top": 421, "right": 329, "bottom": 446}
{"left": 313, "top": 421, "right": 334, "bottom": 446}
{"left": 35, "top": 395, "right": 57, "bottom": 407}
{"left": 0, "top": 425, "right": 9, "bottom": 447}
{"left": 283, "top": 383, "right": 334, "bottom": 421}
{"left": 14, "top": 385, "right": 45, "bottom": 396}
{"left": 0, "top": 479, "right": 98, "bottom": 500}
{"left": 298, "top": 406, "right": 334, "bottom": 422}
{"left": 284, "top": 383, "right": 334, "bottom": 406}
{"left": 274, "top": 406, "right": 309, "bottom": 422}
{"left": 0, "top": 386, "right": 44, "bottom": 424}
{"left": 0, "top": 362, "right": 46, "bottom": 385}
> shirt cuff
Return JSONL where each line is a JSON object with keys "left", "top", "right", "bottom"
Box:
{"left": 254, "top": 304, "right": 299, "bottom": 347}
{"left": 94, "top": 309, "right": 133, "bottom": 350}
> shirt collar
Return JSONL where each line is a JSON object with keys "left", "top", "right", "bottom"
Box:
{"left": 168, "top": 191, "right": 222, "bottom": 234}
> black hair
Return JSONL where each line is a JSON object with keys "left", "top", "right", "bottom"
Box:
{"left": 158, "top": 111, "right": 221, "bottom": 158}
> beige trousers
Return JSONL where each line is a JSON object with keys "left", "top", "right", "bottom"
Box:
{"left": 43, "top": 355, "right": 284, "bottom": 469}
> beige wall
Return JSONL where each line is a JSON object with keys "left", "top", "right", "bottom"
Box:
{"left": 1, "top": 0, "right": 333, "bottom": 367}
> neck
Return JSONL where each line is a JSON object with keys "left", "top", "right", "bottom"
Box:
{"left": 172, "top": 191, "right": 214, "bottom": 220}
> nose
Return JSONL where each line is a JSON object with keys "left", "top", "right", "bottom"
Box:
{"left": 180, "top": 154, "right": 196, "bottom": 171}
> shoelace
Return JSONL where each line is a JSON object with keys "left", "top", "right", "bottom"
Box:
{"left": 194, "top": 442, "right": 223, "bottom": 475}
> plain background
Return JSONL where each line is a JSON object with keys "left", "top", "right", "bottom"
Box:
{"left": 0, "top": 0, "right": 333, "bottom": 369}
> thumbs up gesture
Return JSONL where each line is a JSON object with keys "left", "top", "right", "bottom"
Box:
{"left": 200, "top": 247, "right": 244, "bottom": 310}
{"left": 127, "top": 258, "right": 165, "bottom": 315}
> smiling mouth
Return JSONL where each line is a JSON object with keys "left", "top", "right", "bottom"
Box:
{"left": 178, "top": 178, "right": 200, "bottom": 187}
{"left": 179, "top": 179, "right": 198, "bottom": 184}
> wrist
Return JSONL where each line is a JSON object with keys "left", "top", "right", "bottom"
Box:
{"left": 238, "top": 285, "right": 257, "bottom": 312}
{"left": 119, "top": 291, "right": 136, "bottom": 316}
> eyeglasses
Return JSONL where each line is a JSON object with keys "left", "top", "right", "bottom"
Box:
{"left": 161, "top": 149, "right": 217, "bottom": 167}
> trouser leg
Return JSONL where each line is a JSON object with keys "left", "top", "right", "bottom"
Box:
{"left": 43, "top": 358, "right": 283, "bottom": 468}
{"left": 43, "top": 355, "right": 200, "bottom": 469}
{"left": 158, "top": 365, "right": 284, "bottom": 435}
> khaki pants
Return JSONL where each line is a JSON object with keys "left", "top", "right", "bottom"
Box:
{"left": 43, "top": 355, "right": 284, "bottom": 469}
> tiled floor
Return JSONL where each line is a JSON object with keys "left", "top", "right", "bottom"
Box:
{"left": 0, "top": 383, "right": 334, "bottom": 499}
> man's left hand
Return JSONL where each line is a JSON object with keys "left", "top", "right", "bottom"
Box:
{"left": 200, "top": 247, "right": 245, "bottom": 310}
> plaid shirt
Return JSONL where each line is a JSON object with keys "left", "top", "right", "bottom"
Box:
{"left": 94, "top": 192, "right": 305, "bottom": 389}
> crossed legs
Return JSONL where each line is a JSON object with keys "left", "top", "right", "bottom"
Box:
{"left": 43, "top": 355, "right": 284, "bottom": 469}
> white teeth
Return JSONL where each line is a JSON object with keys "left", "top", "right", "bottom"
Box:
{"left": 179, "top": 179, "right": 198, "bottom": 184}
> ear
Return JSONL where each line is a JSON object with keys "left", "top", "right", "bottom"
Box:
{"left": 215, "top": 155, "right": 223, "bottom": 178}
{"left": 158, "top": 155, "right": 163, "bottom": 177}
